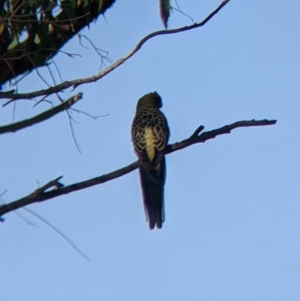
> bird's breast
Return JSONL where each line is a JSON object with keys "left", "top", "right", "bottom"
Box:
{"left": 144, "top": 127, "right": 156, "bottom": 161}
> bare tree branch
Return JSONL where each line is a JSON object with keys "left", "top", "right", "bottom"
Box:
{"left": 0, "top": 0, "right": 230, "bottom": 102}
{"left": 0, "top": 118, "right": 276, "bottom": 218}
{"left": 0, "top": 93, "right": 83, "bottom": 134}
{"left": 166, "top": 119, "right": 276, "bottom": 153}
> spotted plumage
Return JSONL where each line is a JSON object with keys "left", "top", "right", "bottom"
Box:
{"left": 131, "top": 92, "right": 170, "bottom": 230}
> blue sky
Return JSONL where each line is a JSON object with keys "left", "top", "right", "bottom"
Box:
{"left": 1, "top": 0, "right": 300, "bottom": 300}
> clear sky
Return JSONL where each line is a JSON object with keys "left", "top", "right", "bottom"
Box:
{"left": 1, "top": 0, "right": 300, "bottom": 300}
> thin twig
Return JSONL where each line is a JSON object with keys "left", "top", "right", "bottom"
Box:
{"left": 70, "top": 107, "right": 109, "bottom": 120}
{"left": 51, "top": 59, "right": 64, "bottom": 83}
{"left": 46, "top": 63, "right": 57, "bottom": 86}
{"left": 28, "top": 56, "right": 51, "bottom": 87}
{"left": 172, "top": 0, "right": 194, "bottom": 24}
{"left": 1, "top": 197, "right": 38, "bottom": 226}
{"left": 78, "top": 33, "right": 112, "bottom": 70}
{"left": 11, "top": 101, "right": 16, "bottom": 123}
{"left": 66, "top": 109, "right": 82, "bottom": 153}
{"left": 33, "top": 94, "right": 51, "bottom": 107}
{"left": 24, "top": 208, "right": 90, "bottom": 260}
{"left": 172, "top": 7, "right": 194, "bottom": 23}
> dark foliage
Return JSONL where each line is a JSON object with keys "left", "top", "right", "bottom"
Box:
{"left": 0, "top": 0, "right": 116, "bottom": 85}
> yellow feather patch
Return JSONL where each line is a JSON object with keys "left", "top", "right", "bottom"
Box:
{"left": 145, "top": 127, "right": 155, "bottom": 161}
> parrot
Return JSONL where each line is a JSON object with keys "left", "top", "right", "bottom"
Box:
{"left": 131, "top": 92, "right": 170, "bottom": 229}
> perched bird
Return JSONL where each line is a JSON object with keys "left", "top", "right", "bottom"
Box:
{"left": 131, "top": 92, "right": 170, "bottom": 230}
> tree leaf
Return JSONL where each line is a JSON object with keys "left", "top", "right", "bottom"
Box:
{"left": 159, "top": 0, "right": 171, "bottom": 29}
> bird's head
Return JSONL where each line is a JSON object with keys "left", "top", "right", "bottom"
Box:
{"left": 137, "top": 92, "right": 163, "bottom": 109}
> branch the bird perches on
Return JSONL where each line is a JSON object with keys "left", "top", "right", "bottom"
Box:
{"left": 0, "top": 118, "right": 276, "bottom": 219}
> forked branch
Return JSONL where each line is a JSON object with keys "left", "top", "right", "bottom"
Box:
{"left": 0, "top": 118, "right": 276, "bottom": 218}
{"left": 0, "top": 93, "right": 83, "bottom": 134}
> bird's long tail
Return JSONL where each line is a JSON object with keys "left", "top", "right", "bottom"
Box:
{"left": 139, "top": 157, "right": 166, "bottom": 230}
